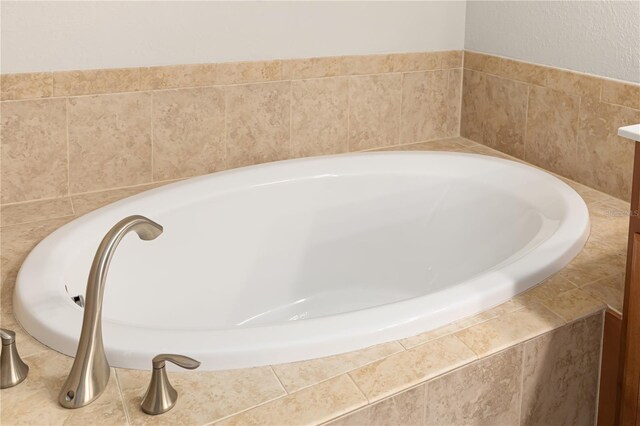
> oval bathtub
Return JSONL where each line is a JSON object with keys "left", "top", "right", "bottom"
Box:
{"left": 14, "top": 152, "right": 589, "bottom": 370}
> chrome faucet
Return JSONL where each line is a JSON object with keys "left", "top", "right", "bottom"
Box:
{"left": 59, "top": 215, "right": 163, "bottom": 409}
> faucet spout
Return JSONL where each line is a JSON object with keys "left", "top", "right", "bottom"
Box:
{"left": 59, "top": 215, "right": 163, "bottom": 409}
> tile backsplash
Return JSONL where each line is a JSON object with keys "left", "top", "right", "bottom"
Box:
{"left": 2, "top": 49, "right": 639, "bottom": 206}
{"left": 1, "top": 51, "right": 463, "bottom": 205}
{"left": 462, "top": 50, "right": 640, "bottom": 201}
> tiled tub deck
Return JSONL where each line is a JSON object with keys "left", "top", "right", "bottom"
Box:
{"left": 0, "top": 137, "right": 625, "bottom": 425}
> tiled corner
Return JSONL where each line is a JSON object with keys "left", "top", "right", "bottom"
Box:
{"left": 524, "top": 85, "right": 580, "bottom": 178}
{"left": 575, "top": 96, "right": 640, "bottom": 201}
{"left": 67, "top": 92, "right": 153, "bottom": 193}
{"left": 482, "top": 74, "right": 528, "bottom": 158}
{"left": 290, "top": 77, "right": 349, "bottom": 158}
{"left": 454, "top": 301, "right": 564, "bottom": 358}
{"left": 535, "top": 287, "right": 606, "bottom": 322}
{"left": 1, "top": 98, "right": 68, "bottom": 204}
{"left": 424, "top": 345, "right": 523, "bottom": 425}
{"left": 216, "top": 375, "right": 367, "bottom": 426}
{"left": 520, "top": 313, "right": 603, "bottom": 426}
{"left": 225, "top": 81, "right": 291, "bottom": 168}
{"left": 460, "top": 69, "right": 485, "bottom": 142}
{"left": 152, "top": 87, "right": 226, "bottom": 180}
{"left": 582, "top": 273, "right": 625, "bottom": 314}
{"left": 348, "top": 74, "right": 402, "bottom": 151}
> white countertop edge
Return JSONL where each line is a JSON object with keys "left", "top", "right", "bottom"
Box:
{"left": 619, "top": 124, "right": 640, "bottom": 142}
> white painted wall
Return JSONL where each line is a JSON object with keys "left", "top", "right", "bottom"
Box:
{"left": 465, "top": 1, "right": 640, "bottom": 83}
{"left": 0, "top": 1, "right": 467, "bottom": 73}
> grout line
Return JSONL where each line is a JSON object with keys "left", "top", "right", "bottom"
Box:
{"left": 269, "top": 365, "right": 289, "bottom": 395}
{"left": 523, "top": 84, "right": 531, "bottom": 161}
{"left": 65, "top": 97, "right": 71, "bottom": 197}
{"left": 345, "top": 372, "right": 371, "bottom": 404}
{"left": 288, "top": 80, "right": 293, "bottom": 158}
{"left": 114, "top": 369, "right": 133, "bottom": 426}
{"left": 150, "top": 92, "right": 155, "bottom": 182}
{"left": 517, "top": 342, "right": 526, "bottom": 426}
{"left": 347, "top": 76, "right": 352, "bottom": 152}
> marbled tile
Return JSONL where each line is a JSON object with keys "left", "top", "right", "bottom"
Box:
{"left": 465, "top": 144, "right": 518, "bottom": 160}
{"left": 1, "top": 98, "right": 68, "bottom": 204}
{"left": 348, "top": 74, "right": 402, "bottom": 151}
{"left": 216, "top": 375, "right": 366, "bottom": 426}
{"left": 327, "top": 385, "right": 425, "bottom": 426}
{"left": 71, "top": 182, "right": 174, "bottom": 217}
{"left": 340, "top": 54, "right": 394, "bottom": 75}
{"left": 601, "top": 79, "right": 640, "bottom": 110}
{"left": 398, "top": 322, "right": 464, "bottom": 350}
{"left": 225, "top": 82, "right": 290, "bottom": 168}
{"left": 588, "top": 198, "right": 632, "bottom": 251}
{"left": 0, "top": 311, "right": 50, "bottom": 359}
{"left": 537, "top": 287, "right": 605, "bottom": 322}
{"left": 523, "top": 275, "right": 577, "bottom": 305}
{"left": 458, "top": 299, "right": 532, "bottom": 328}
{"left": 215, "top": 60, "right": 282, "bottom": 85}
{"left": 561, "top": 177, "right": 610, "bottom": 205}
{"left": 1, "top": 72, "right": 53, "bottom": 101}
{"left": 582, "top": 273, "right": 625, "bottom": 314}
{"left": 349, "top": 334, "right": 476, "bottom": 402}
{"left": 152, "top": 87, "right": 226, "bottom": 180}
{"left": 139, "top": 63, "right": 216, "bottom": 90}
{"left": 525, "top": 85, "right": 580, "bottom": 178}
{"left": 497, "top": 56, "right": 548, "bottom": 86}
{"left": 481, "top": 74, "right": 528, "bottom": 158}
{"left": 1, "top": 197, "right": 74, "bottom": 227}
{"left": 463, "top": 51, "right": 547, "bottom": 85}
{"left": 390, "top": 52, "right": 440, "bottom": 73}
{"left": 460, "top": 69, "right": 485, "bottom": 142}
{"left": 374, "top": 137, "right": 468, "bottom": 153}
{"left": 272, "top": 341, "right": 403, "bottom": 393}
{"left": 401, "top": 70, "right": 459, "bottom": 143}
{"left": 545, "top": 68, "right": 602, "bottom": 98}
{"left": 559, "top": 240, "right": 627, "bottom": 286}
{"left": 53, "top": 67, "right": 141, "bottom": 96}
{"left": 68, "top": 92, "right": 153, "bottom": 193}
{"left": 290, "top": 77, "right": 349, "bottom": 157}
{"left": 575, "top": 96, "right": 639, "bottom": 201}
{"left": 117, "top": 366, "right": 285, "bottom": 425}
{"left": 424, "top": 345, "right": 523, "bottom": 426}
{"left": 282, "top": 57, "right": 342, "bottom": 80}
{"left": 1, "top": 217, "right": 70, "bottom": 289}
{"left": 0, "top": 351, "right": 127, "bottom": 426}
{"left": 521, "top": 314, "right": 603, "bottom": 426}
{"left": 439, "top": 50, "right": 464, "bottom": 69}
{"left": 455, "top": 301, "right": 564, "bottom": 358}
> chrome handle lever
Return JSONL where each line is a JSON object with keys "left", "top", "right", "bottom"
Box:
{"left": 141, "top": 354, "right": 201, "bottom": 415}
{"left": 0, "top": 328, "right": 29, "bottom": 389}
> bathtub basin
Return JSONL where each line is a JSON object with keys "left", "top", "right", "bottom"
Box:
{"left": 14, "top": 152, "right": 589, "bottom": 370}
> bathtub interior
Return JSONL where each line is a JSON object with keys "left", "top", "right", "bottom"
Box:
{"left": 56, "top": 158, "right": 567, "bottom": 330}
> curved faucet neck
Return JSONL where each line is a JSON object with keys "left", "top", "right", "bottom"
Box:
{"left": 59, "top": 215, "right": 163, "bottom": 409}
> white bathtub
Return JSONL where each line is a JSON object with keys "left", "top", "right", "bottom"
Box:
{"left": 14, "top": 152, "right": 589, "bottom": 370}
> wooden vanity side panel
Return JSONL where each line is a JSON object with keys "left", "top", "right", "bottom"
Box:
{"left": 599, "top": 311, "right": 622, "bottom": 426}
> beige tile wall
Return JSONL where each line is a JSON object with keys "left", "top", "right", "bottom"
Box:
{"left": 462, "top": 50, "right": 640, "bottom": 201}
{"left": 0, "top": 51, "right": 463, "bottom": 207}
{"left": 329, "top": 312, "right": 603, "bottom": 426}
